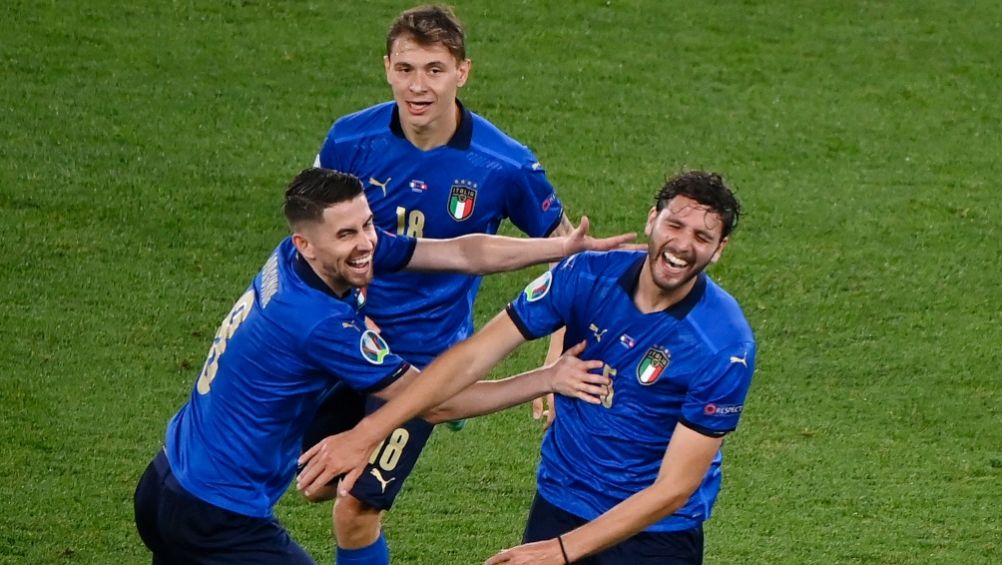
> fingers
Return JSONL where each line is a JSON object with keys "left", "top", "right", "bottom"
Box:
{"left": 603, "top": 232, "right": 638, "bottom": 249}
{"left": 296, "top": 456, "right": 322, "bottom": 493}
{"left": 338, "top": 465, "right": 365, "bottom": 497}
{"left": 296, "top": 456, "right": 337, "bottom": 498}
{"left": 544, "top": 400, "right": 556, "bottom": 430}
{"left": 531, "top": 396, "right": 544, "bottom": 420}
{"left": 484, "top": 548, "right": 515, "bottom": 565}
{"left": 298, "top": 441, "right": 321, "bottom": 466}
{"left": 565, "top": 339, "right": 587, "bottom": 357}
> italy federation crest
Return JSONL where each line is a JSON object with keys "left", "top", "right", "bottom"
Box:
{"left": 447, "top": 184, "right": 477, "bottom": 221}
{"left": 636, "top": 346, "right": 670, "bottom": 385}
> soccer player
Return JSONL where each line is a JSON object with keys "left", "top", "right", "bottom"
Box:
{"left": 133, "top": 167, "right": 630, "bottom": 563}
{"left": 298, "top": 171, "right": 756, "bottom": 564}
{"left": 309, "top": 4, "right": 575, "bottom": 560}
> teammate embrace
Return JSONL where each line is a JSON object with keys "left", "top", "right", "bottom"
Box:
{"left": 135, "top": 4, "right": 755, "bottom": 565}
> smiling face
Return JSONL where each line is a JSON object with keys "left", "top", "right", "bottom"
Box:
{"left": 384, "top": 35, "right": 470, "bottom": 146}
{"left": 292, "top": 194, "right": 378, "bottom": 296}
{"left": 643, "top": 195, "right": 729, "bottom": 301}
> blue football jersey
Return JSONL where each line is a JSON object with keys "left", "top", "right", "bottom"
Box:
{"left": 164, "top": 230, "right": 416, "bottom": 518}
{"left": 316, "top": 101, "right": 564, "bottom": 366}
{"left": 507, "top": 251, "right": 756, "bottom": 532}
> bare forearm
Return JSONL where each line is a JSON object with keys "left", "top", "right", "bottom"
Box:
{"left": 562, "top": 482, "right": 689, "bottom": 560}
{"left": 357, "top": 313, "right": 526, "bottom": 445}
{"left": 424, "top": 369, "right": 550, "bottom": 423}
{"left": 360, "top": 339, "right": 488, "bottom": 439}
{"left": 452, "top": 234, "right": 568, "bottom": 274}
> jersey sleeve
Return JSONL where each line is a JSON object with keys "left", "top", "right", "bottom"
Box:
{"left": 679, "top": 343, "right": 756, "bottom": 437}
{"left": 504, "top": 159, "right": 565, "bottom": 238}
{"left": 305, "top": 318, "right": 410, "bottom": 394}
{"left": 372, "top": 229, "right": 417, "bottom": 275}
{"left": 505, "top": 255, "right": 579, "bottom": 340}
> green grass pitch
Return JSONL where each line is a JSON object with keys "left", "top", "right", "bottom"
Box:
{"left": 2, "top": 1, "right": 1001, "bottom": 563}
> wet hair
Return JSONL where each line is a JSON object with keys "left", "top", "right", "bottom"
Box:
{"left": 655, "top": 171, "right": 741, "bottom": 238}
{"left": 386, "top": 4, "right": 466, "bottom": 62}
{"left": 283, "top": 168, "right": 364, "bottom": 228}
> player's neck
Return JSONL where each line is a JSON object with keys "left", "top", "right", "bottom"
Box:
{"left": 634, "top": 261, "right": 696, "bottom": 313}
{"left": 303, "top": 256, "right": 353, "bottom": 298}
{"left": 401, "top": 103, "right": 461, "bottom": 150}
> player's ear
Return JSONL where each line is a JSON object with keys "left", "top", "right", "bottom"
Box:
{"left": 456, "top": 58, "right": 471, "bottom": 87}
{"left": 644, "top": 207, "right": 658, "bottom": 238}
{"left": 709, "top": 237, "right": 729, "bottom": 264}
{"left": 292, "top": 232, "right": 314, "bottom": 260}
{"left": 383, "top": 55, "right": 392, "bottom": 82}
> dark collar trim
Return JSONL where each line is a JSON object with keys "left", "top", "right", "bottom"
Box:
{"left": 617, "top": 255, "right": 707, "bottom": 319}
{"left": 294, "top": 253, "right": 354, "bottom": 302}
{"left": 389, "top": 99, "right": 473, "bottom": 150}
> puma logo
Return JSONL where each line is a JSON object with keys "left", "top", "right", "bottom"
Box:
{"left": 729, "top": 355, "right": 748, "bottom": 367}
{"left": 369, "top": 176, "right": 391, "bottom": 197}
{"left": 589, "top": 323, "right": 608, "bottom": 342}
{"left": 369, "top": 468, "right": 396, "bottom": 493}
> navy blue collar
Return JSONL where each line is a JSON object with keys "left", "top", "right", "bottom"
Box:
{"left": 617, "top": 255, "right": 706, "bottom": 319}
{"left": 389, "top": 99, "right": 473, "bottom": 150}
{"left": 294, "top": 252, "right": 355, "bottom": 302}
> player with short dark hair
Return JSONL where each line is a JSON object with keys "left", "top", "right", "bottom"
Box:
{"left": 310, "top": 4, "right": 578, "bottom": 562}
{"left": 297, "top": 171, "right": 756, "bottom": 565}
{"left": 132, "top": 167, "right": 630, "bottom": 563}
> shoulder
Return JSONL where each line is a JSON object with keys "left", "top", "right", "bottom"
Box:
{"left": 466, "top": 110, "right": 541, "bottom": 171}
{"left": 328, "top": 101, "right": 395, "bottom": 143}
{"left": 266, "top": 240, "right": 362, "bottom": 332}
{"left": 689, "top": 276, "right": 755, "bottom": 350}
{"left": 554, "top": 250, "right": 642, "bottom": 287}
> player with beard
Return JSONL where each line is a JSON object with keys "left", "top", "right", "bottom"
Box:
{"left": 298, "top": 171, "right": 756, "bottom": 564}
{"left": 133, "top": 167, "right": 630, "bottom": 563}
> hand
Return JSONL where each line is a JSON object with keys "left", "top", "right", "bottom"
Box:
{"left": 296, "top": 430, "right": 378, "bottom": 498}
{"left": 563, "top": 216, "right": 636, "bottom": 255}
{"left": 485, "top": 538, "right": 565, "bottom": 565}
{"left": 545, "top": 340, "right": 608, "bottom": 405}
{"left": 531, "top": 393, "right": 556, "bottom": 429}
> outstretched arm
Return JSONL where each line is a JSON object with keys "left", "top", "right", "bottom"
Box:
{"left": 297, "top": 311, "right": 528, "bottom": 497}
{"left": 485, "top": 424, "right": 723, "bottom": 564}
{"left": 404, "top": 216, "right": 634, "bottom": 274}
{"left": 422, "top": 340, "right": 607, "bottom": 424}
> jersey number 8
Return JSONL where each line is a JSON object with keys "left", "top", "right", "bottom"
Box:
{"left": 196, "top": 289, "right": 255, "bottom": 395}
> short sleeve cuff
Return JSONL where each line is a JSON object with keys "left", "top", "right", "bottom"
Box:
{"left": 679, "top": 417, "right": 731, "bottom": 439}
{"left": 505, "top": 304, "right": 538, "bottom": 341}
{"left": 355, "top": 362, "right": 411, "bottom": 395}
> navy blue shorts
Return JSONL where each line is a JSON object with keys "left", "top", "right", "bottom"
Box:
{"left": 134, "top": 450, "right": 314, "bottom": 564}
{"left": 302, "top": 384, "right": 435, "bottom": 510}
{"left": 522, "top": 492, "right": 704, "bottom": 564}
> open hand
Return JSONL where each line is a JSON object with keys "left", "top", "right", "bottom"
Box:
{"left": 485, "top": 538, "right": 566, "bottom": 565}
{"left": 563, "top": 216, "right": 636, "bottom": 255}
{"left": 296, "top": 430, "right": 377, "bottom": 498}
{"left": 546, "top": 340, "right": 608, "bottom": 405}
